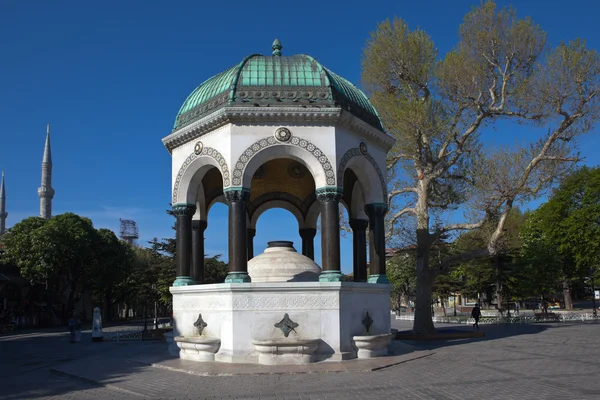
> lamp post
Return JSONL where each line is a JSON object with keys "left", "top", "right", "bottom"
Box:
{"left": 153, "top": 283, "right": 158, "bottom": 330}
{"left": 453, "top": 293, "right": 457, "bottom": 317}
{"left": 591, "top": 267, "right": 597, "bottom": 318}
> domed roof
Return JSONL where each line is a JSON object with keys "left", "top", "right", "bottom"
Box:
{"left": 248, "top": 241, "right": 321, "bottom": 283}
{"left": 173, "top": 40, "right": 383, "bottom": 133}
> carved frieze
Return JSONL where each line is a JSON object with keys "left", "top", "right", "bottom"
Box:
{"left": 337, "top": 147, "right": 387, "bottom": 200}
{"left": 231, "top": 135, "right": 335, "bottom": 187}
{"left": 172, "top": 146, "right": 230, "bottom": 204}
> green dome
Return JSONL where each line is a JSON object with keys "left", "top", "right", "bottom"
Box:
{"left": 173, "top": 43, "right": 383, "bottom": 132}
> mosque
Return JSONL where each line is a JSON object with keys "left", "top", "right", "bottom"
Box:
{"left": 0, "top": 125, "right": 55, "bottom": 329}
{"left": 0, "top": 124, "right": 54, "bottom": 240}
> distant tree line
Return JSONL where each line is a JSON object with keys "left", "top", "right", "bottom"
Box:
{"left": 0, "top": 209, "right": 227, "bottom": 325}
{"left": 387, "top": 166, "right": 600, "bottom": 313}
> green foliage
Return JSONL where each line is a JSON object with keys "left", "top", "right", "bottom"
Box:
{"left": 536, "top": 166, "right": 600, "bottom": 271}
{"left": 514, "top": 211, "right": 563, "bottom": 298}
{"left": 387, "top": 254, "right": 417, "bottom": 306}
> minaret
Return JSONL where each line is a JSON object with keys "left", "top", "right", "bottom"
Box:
{"left": 38, "top": 124, "right": 55, "bottom": 220}
{"left": 0, "top": 171, "right": 7, "bottom": 236}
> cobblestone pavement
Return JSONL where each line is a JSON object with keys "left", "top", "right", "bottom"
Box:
{"left": 2, "top": 322, "right": 600, "bottom": 399}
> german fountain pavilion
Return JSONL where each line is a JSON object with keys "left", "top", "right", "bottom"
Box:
{"left": 163, "top": 40, "right": 396, "bottom": 364}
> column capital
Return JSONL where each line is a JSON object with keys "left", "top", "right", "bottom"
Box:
{"left": 172, "top": 203, "right": 196, "bottom": 217}
{"left": 364, "top": 203, "right": 388, "bottom": 216}
{"left": 299, "top": 228, "right": 317, "bottom": 239}
{"left": 349, "top": 218, "right": 369, "bottom": 231}
{"left": 316, "top": 186, "right": 343, "bottom": 203}
{"left": 224, "top": 187, "right": 250, "bottom": 204}
{"left": 247, "top": 228, "right": 256, "bottom": 237}
{"left": 192, "top": 219, "right": 208, "bottom": 231}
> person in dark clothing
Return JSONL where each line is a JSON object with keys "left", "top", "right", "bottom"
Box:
{"left": 471, "top": 303, "right": 482, "bottom": 330}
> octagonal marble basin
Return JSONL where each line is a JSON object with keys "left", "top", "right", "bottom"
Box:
{"left": 252, "top": 338, "right": 319, "bottom": 365}
{"left": 175, "top": 336, "right": 221, "bottom": 362}
{"left": 353, "top": 333, "right": 393, "bottom": 358}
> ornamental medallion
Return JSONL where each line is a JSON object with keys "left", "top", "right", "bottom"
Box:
{"left": 194, "top": 141, "right": 204, "bottom": 155}
{"left": 274, "top": 127, "right": 292, "bottom": 142}
{"left": 359, "top": 142, "right": 368, "bottom": 155}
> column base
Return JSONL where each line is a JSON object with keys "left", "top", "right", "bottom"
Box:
{"left": 224, "top": 272, "right": 251, "bottom": 283}
{"left": 319, "top": 270, "right": 344, "bottom": 282}
{"left": 173, "top": 276, "right": 196, "bottom": 287}
{"left": 367, "top": 274, "right": 390, "bottom": 284}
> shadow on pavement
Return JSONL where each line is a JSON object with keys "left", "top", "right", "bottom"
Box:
{"left": 396, "top": 320, "right": 600, "bottom": 351}
{"left": 0, "top": 329, "right": 169, "bottom": 399}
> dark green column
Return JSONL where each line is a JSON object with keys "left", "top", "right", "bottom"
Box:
{"left": 224, "top": 188, "right": 251, "bottom": 283}
{"left": 316, "top": 187, "right": 343, "bottom": 282}
{"left": 192, "top": 219, "right": 207, "bottom": 284}
{"left": 173, "top": 203, "right": 196, "bottom": 286}
{"left": 349, "top": 219, "right": 368, "bottom": 282}
{"left": 299, "top": 228, "right": 317, "bottom": 260}
{"left": 247, "top": 228, "right": 256, "bottom": 261}
{"left": 365, "top": 203, "right": 389, "bottom": 284}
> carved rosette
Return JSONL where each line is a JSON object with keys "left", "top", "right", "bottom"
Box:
{"left": 337, "top": 147, "right": 388, "bottom": 200}
{"left": 315, "top": 186, "right": 343, "bottom": 203}
{"left": 231, "top": 135, "right": 335, "bottom": 187}
{"left": 172, "top": 146, "right": 230, "bottom": 203}
{"left": 172, "top": 203, "right": 196, "bottom": 217}
{"left": 224, "top": 188, "right": 250, "bottom": 204}
{"left": 274, "top": 127, "right": 292, "bottom": 142}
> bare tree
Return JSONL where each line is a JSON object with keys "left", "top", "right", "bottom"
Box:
{"left": 362, "top": 1, "right": 600, "bottom": 333}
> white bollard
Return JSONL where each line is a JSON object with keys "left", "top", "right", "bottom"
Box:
{"left": 92, "top": 307, "right": 103, "bottom": 342}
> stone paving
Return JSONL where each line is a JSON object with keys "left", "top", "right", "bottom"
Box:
{"left": 2, "top": 321, "right": 600, "bottom": 399}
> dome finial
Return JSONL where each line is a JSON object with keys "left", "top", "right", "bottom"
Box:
{"left": 272, "top": 38, "right": 282, "bottom": 56}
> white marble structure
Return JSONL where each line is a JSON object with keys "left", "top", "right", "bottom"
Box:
{"left": 38, "top": 124, "right": 54, "bottom": 220}
{"left": 92, "top": 307, "right": 103, "bottom": 342}
{"left": 165, "top": 40, "right": 395, "bottom": 364}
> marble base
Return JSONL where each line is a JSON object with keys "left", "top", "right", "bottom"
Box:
{"left": 252, "top": 338, "right": 319, "bottom": 365}
{"left": 353, "top": 333, "right": 393, "bottom": 358}
{"left": 175, "top": 336, "right": 221, "bottom": 362}
{"left": 170, "top": 282, "right": 391, "bottom": 364}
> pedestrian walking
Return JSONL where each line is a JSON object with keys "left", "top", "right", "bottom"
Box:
{"left": 471, "top": 303, "right": 482, "bottom": 330}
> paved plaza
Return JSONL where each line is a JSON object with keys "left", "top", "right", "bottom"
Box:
{"left": 2, "top": 320, "right": 600, "bottom": 400}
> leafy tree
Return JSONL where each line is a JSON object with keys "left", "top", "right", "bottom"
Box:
{"left": 529, "top": 166, "right": 600, "bottom": 307}
{"left": 387, "top": 253, "right": 417, "bottom": 310}
{"left": 91, "top": 229, "right": 136, "bottom": 321}
{"left": 2, "top": 213, "right": 99, "bottom": 316}
{"left": 516, "top": 211, "right": 563, "bottom": 307}
{"left": 362, "top": 1, "right": 600, "bottom": 333}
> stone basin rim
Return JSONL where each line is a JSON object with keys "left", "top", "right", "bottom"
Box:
{"left": 252, "top": 338, "right": 320, "bottom": 346}
{"left": 353, "top": 333, "right": 393, "bottom": 341}
{"left": 175, "top": 336, "right": 221, "bottom": 343}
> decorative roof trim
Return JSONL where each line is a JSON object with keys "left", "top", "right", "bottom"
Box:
{"left": 162, "top": 107, "right": 395, "bottom": 153}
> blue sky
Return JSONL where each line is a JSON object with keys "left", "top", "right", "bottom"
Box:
{"left": 1, "top": 0, "right": 599, "bottom": 273}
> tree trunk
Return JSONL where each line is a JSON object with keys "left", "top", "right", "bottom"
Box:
{"left": 562, "top": 276, "right": 573, "bottom": 310}
{"left": 66, "top": 279, "right": 78, "bottom": 318}
{"left": 412, "top": 245, "right": 436, "bottom": 334}
{"left": 104, "top": 293, "right": 112, "bottom": 322}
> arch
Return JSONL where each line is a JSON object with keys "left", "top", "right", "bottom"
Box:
{"left": 250, "top": 200, "right": 305, "bottom": 230}
{"left": 350, "top": 181, "right": 368, "bottom": 221}
{"left": 230, "top": 135, "right": 336, "bottom": 189}
{"left": 172, "top": 147, "right": 230, "bottom": 204}
{"left": 193, "top": 181, "right": 207, "bottom": 220}
{"left": 304, "top": 197, "right": 350, "bottom": 230}
{"left": 207, "top": 194, "right": 251, "bottom": 225}
{"left": 337, "top": 148, "right": 387, "bottom": 204}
